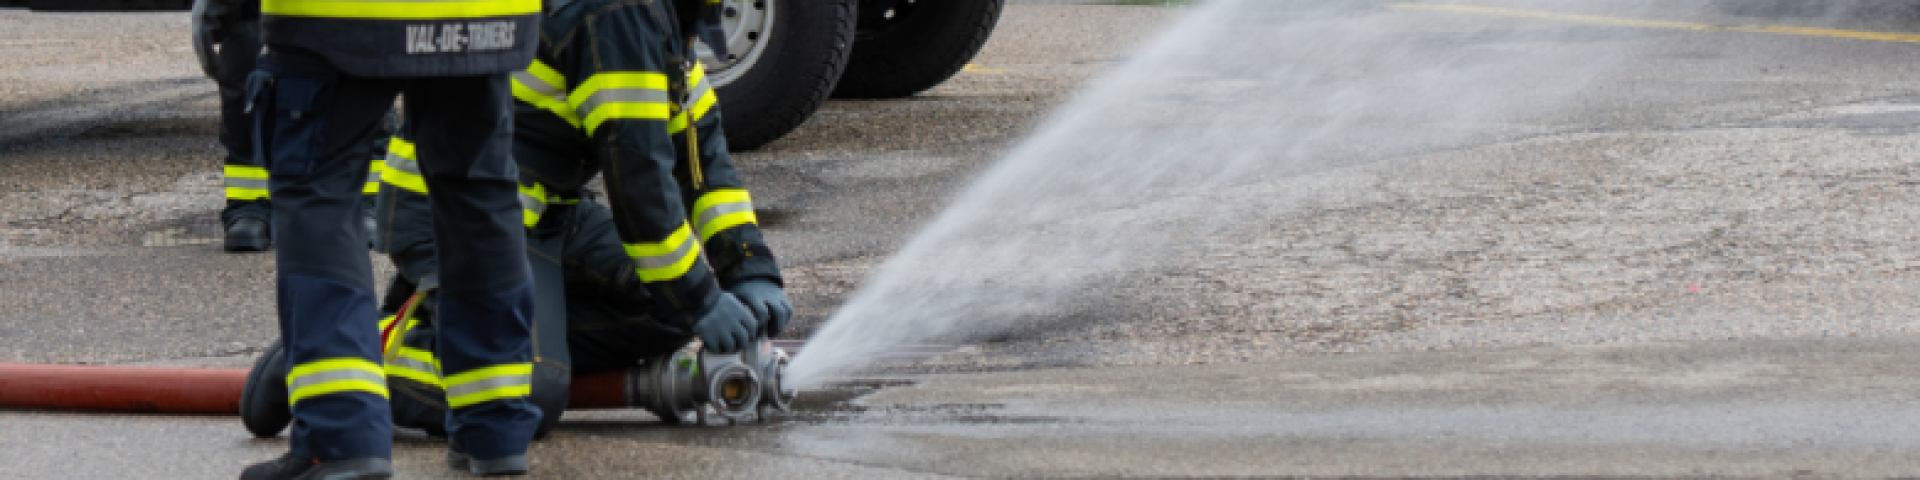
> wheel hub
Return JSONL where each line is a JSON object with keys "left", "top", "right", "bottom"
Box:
{"left": 697, "top": 0, "right": 777, "bottom": 87}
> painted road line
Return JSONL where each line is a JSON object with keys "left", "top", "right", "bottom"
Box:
{"left": 962, "top": 63, "right": 1008, "bottom": 73}
{"left": 1392, "top": 3, "right": 1920, "bottom": 44}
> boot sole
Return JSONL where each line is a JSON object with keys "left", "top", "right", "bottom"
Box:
{"left": 224, "top": 234, "right": 270, "bottom": 252}
{"left": 447, "top": 451, "right": 529, "bottom": 476}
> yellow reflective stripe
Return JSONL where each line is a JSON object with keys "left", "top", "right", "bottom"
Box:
{"left": 444, "top": 363, "right": 533, "bottom": 408}
{"left": 262, "top": 0, "right": 538, "bottom": 19}
{"left": 518, "top": 182, "right": 547, "bottom": 228}
{"left": 667, "top": 63, "right": 718, "bottom": 134}
{"left": 287, "top": 358, "right": 389, "bottom": 403}
{"left": 511, "top": 61, "right": 582, "bottom": 128}
{"left": 363, "top": 158, "right": 384, "bottom": 195}
{"left": 388, "top": 136, "right": 416, "bottom": 159}
{"left": 225, "top": 165, "right": 269, "bottom": 180}
{"left": 385, "top": 346, "right": 443, "bottom": 388}
{"left": 692, "top": 189, "right": 755, "bottom": 242}
{"left": 379, "top": 312, "right": 422, "bottom": 364}
{"left": 225, "top": 165, "right": 270, "bottom": 201}
{"left": 382, "top": 137, "right": 428, "bottom": 194}
{"left": 376, "top": 313, "right": 397, "bottom": 334}
{"left": 570, "top": 71, "right": 672, "bottom": 136}
{"left": 623, "top": 222, "right": 700, "bottom": 282}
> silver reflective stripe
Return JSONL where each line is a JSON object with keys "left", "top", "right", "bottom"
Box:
{"left": 684, "top": 74, "right": 713, "bottom": 110}
{"left": 389, "top": 355, "right": 439, "bottom": 377}
{"left": 634, "top": 236, "right": 699, "bottom": 271}
{"left": 445, "top": 372, "right": 533, "bottom": 399}
{"left": 225, "top": 177, "right": 269, "bottom": 191}
{"left": 385, "top": 151, "right": 420, "bottom": 173}
{"left": 693, "top": 200, "right": 752, "bottom": 237}
{"left": 513, "top": 70, "right": 568, "bottom": 105}
{"left": 575, "top": 88, "right": 673, "bottom": 119}
{"left": 288, "top": 369, "right": 386, "bottom": 392}
{"left": 519, "top": 189, "right": 546, "bottom": 222}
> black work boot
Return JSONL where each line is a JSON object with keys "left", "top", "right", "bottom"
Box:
{"left": 224, "top": 217, "right": 271, "bottom": 252}
{"left": 239, "top": 453, "right": 391, "bottom": 480}
{"left": 447, "top": 448, "right": 530, "bottom": 476}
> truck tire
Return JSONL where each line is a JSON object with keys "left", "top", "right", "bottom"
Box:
{"left": 706, "top": 0, "right": 857, "bottom": 151}
{"left": 832, "top": 0, "right": 1004, "bottom": 99}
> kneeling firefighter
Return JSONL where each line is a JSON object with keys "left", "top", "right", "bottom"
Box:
{"left": 241, "top": 0, "right": 794, "bottom": 440}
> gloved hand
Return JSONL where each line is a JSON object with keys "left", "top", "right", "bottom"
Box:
{"left": 728, "top": 280, "right": 793, "bottom": 338}
{"left": 692, "top": 294, "right": 756, "bottom": 354}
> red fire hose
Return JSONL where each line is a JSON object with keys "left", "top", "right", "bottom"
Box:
{"left": 0, "top": 363, "right": 249, "bottom": 414}
{"left": 0, "top": 362, "right": 635, "bottom": 414}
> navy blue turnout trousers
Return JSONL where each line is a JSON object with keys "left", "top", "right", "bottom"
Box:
{"left": 251, "top": 51, "right": 541, "bottom": 462}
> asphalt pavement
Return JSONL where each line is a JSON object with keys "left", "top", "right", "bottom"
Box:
{"left": 8, "top": 1, "right": 1920, "bottom": 478}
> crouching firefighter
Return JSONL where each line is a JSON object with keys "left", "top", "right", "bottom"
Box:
{"left": 239, "top": 0, "right": 794, "bottom": 445}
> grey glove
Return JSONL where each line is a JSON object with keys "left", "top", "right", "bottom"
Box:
{"left": 692, "top": 294, "right": 756, "bottom": 354}
{"left": 728, "top": 280, "right": 792, "bottom": 338}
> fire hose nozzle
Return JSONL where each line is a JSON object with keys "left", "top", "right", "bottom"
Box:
{"left": 743, "top": 340, "right": 796, "bottom": 412}
{"left": 696, "top": 351, "right": 763, "bottom": 424}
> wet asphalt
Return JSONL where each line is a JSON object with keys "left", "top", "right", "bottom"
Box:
{"left": 10, "top": 1, "right": 1920, "bottom": 478}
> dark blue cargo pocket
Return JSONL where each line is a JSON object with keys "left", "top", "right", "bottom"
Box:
{"left": 256, "top": 75, "right": 331, "bottom": 177}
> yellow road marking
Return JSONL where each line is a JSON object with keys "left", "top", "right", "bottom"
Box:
{"left": 1392, "top": 3, "right": 1920, "bottom": 43}
{"left": 962, "top": 63, "right": 1008, "bottom": 73}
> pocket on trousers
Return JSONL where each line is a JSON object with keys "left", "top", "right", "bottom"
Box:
{"left": 257, "top": 75, "right": 330, "bottom": 177}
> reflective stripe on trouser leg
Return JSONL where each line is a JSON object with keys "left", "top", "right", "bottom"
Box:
{"left": 222, "top": 161, "right": 272, "bottom": 226}
{"left": 288, "top": 358, "right": 388, "bottom": 403}
{"left": 258, "top": 52, "right": 397, "bottom": 461}
{"left": 444, "top": 363, "right": 533, "bottom": 409}
{"left": 364, "top": 158, "right": 384, "bottom": 196}
{"left": 404, "top": 73, "right": 540, "bottom": 459}
{"left": 226, "top": 162, "right": 271, "bottom": 201}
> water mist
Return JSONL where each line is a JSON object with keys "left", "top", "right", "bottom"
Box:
{"left": 786, "top": 0, "right": 1661, "bottom": 387}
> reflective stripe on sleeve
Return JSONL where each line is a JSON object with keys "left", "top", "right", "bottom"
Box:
{"left": 443, "top": 363, "right": 533, "bottom": 409}
{"left": 667, "top": 62, "right": 717, "bottom": 134}
{"left": 363, "top": 157, "right": 384, "bottom": 195}
{"left": 569, "top": 71, "right": 672, "bottom": 136}
{"left": 225, "top": 165, "right": 270, "bottom": 201}
{"left": 692, "top": 188, "right": 755, "bottom": 242}
{"left": 262, "top": 0, "right": 539, "bottom": 19}
{"left": 624, "top": 222, "right": 702, "bottom": 282}
{"left": 511, "top": 61, "right": 582, "bottom": 128}
{"left": 519, "top": 181, "right": 547, "bottom": 228}
{"left": 382, "top": 137, "right": 428, "bottom": 194}
{"left": 287, "top": 358, "right": 389, "bottom": 404}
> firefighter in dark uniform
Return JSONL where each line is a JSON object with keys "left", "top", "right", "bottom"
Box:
{"left": 192, "top": 0, "right": 390, "bottom": 252}
{"left": 238, "top": 0, "right": 543, "bottom": 478}
{"left": 371, "top": 121, "right": 790, "bottom": 435}
{"left": 366, "top": 0, "right": 778, "bottom": 433}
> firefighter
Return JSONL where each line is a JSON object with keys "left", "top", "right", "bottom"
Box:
{"left": 191, "top": 0, "right": 388, "bottom": 252}
{"left": 236, "top": 0, "right": 543, "bottom": 477}
{"left": 371, "top": 146, "right": 790, "bottom": 437}
{"left": 369, "top": 0, "right": 782, "bottom": 433}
